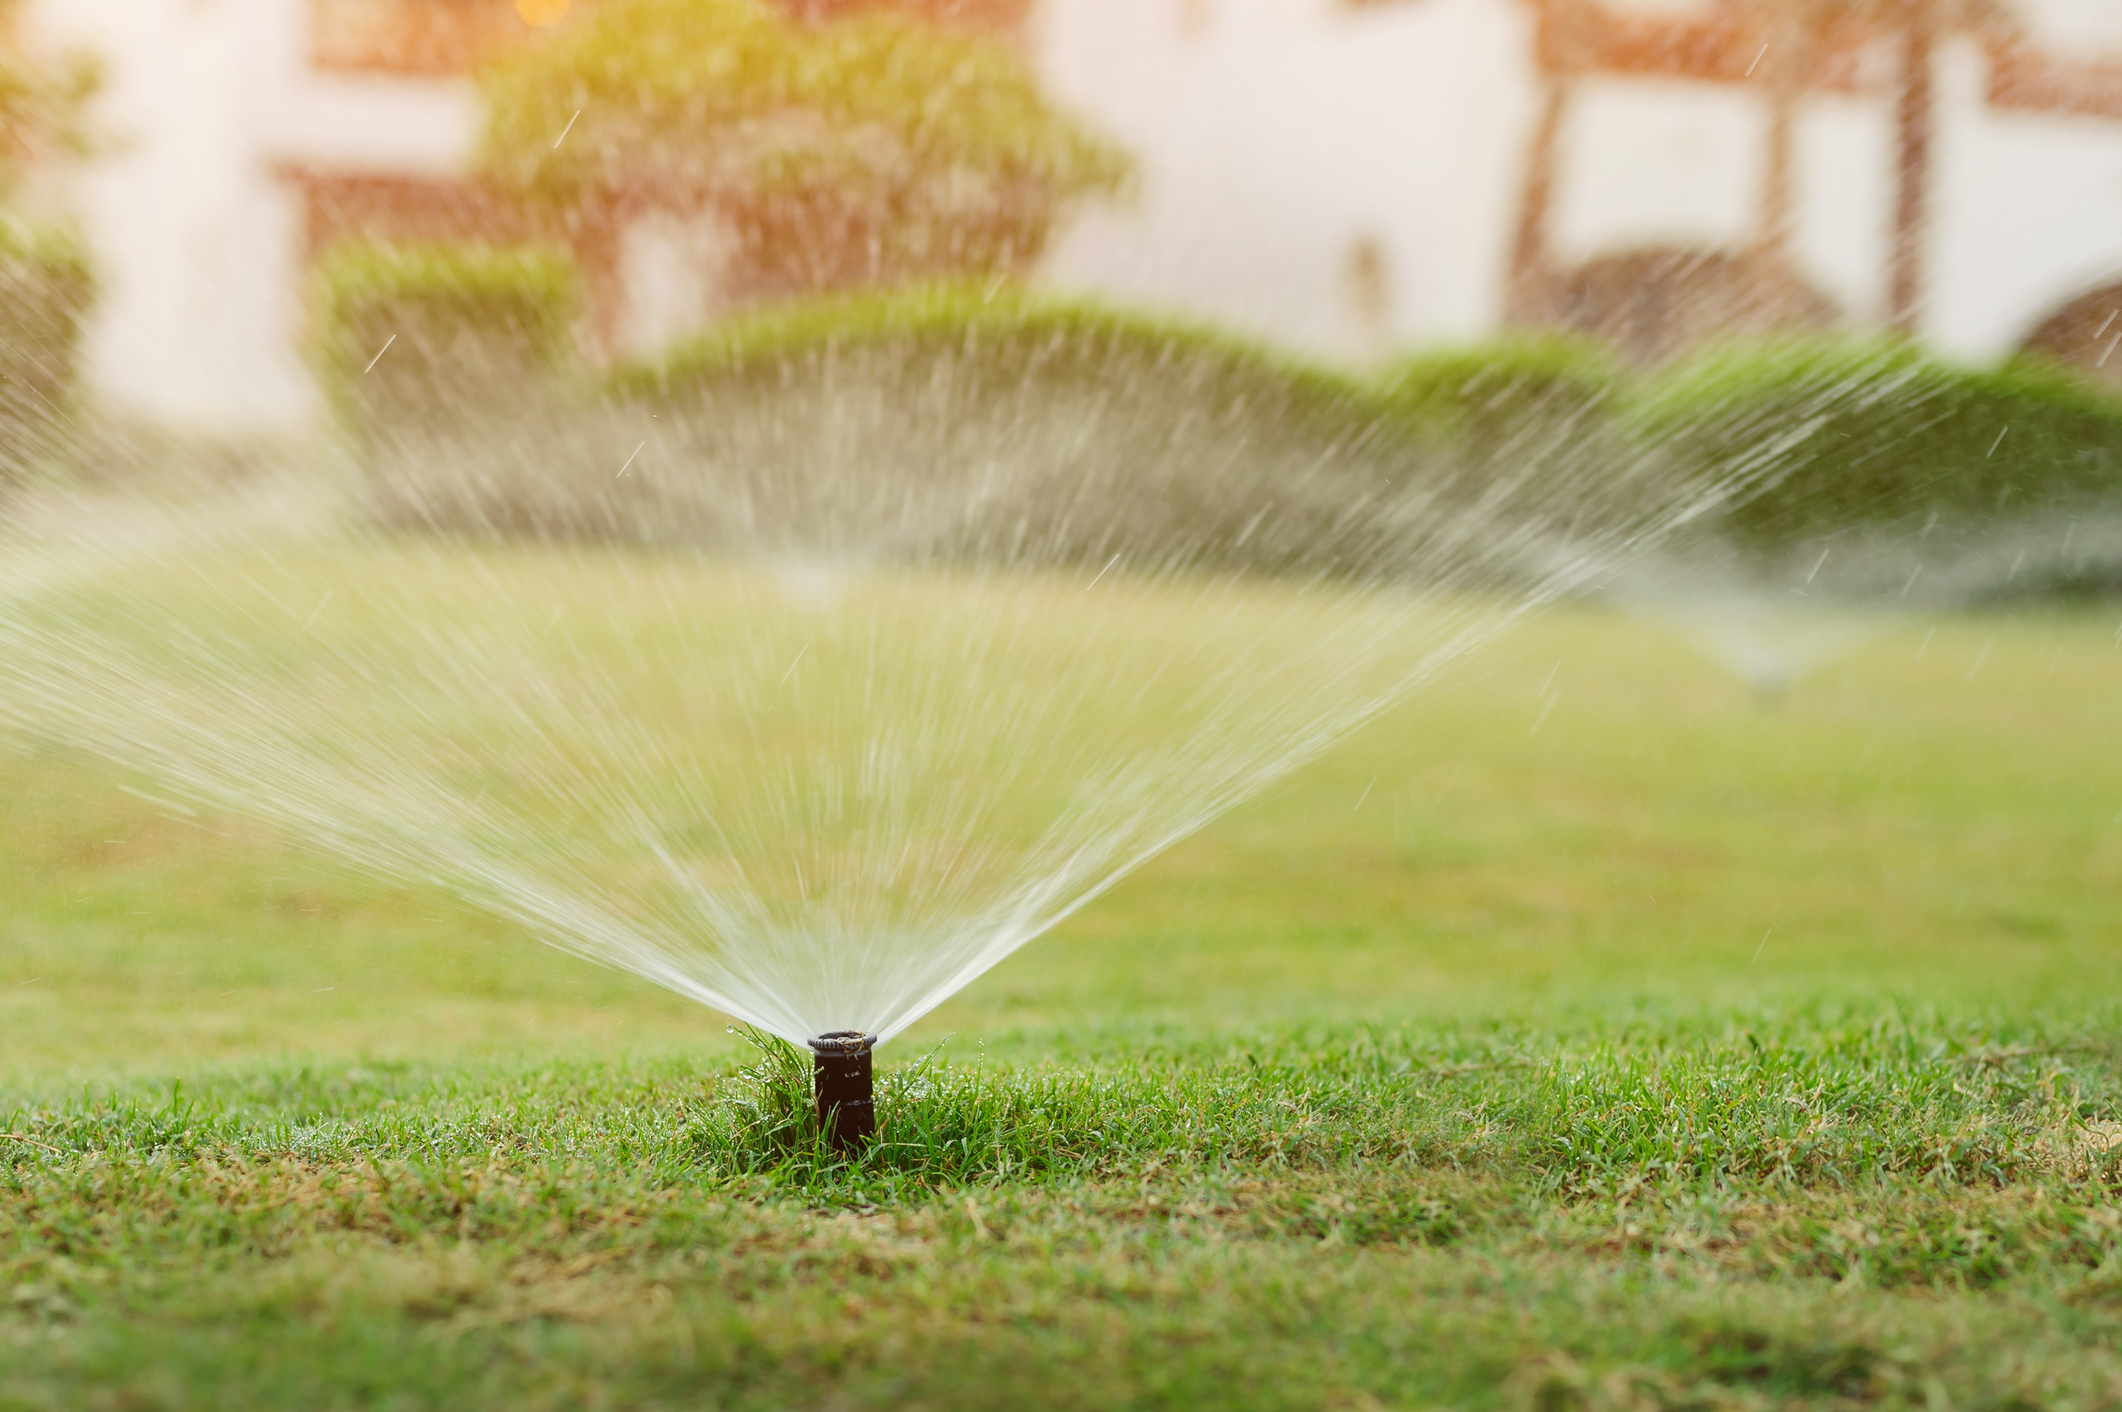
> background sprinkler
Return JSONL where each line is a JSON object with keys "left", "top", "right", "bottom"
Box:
{"left": 808, "top": 1031, "right": 876, "bottom": 1150}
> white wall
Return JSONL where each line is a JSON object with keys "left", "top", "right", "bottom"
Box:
{"left": 1791, "top": 94, "right": 1893, "bottom": 323}
{"left": 1549, "top": 77, "right": 1763, "bottom": 264}
{"left": 1035, "top": 0, "right": 1534, "bottom": 363}
{"left": 1929, "top": 40, "right": 2122, "bottom": 355}
{"left": 29, "top": 0, "right": 264, "bottom": 426}
{"left": 2018, "top": 0, "right": 2122, "bottom": 52}
{"left": 25, "top": 0, "right": 476, "bottom": 433}
{"left": 1039, "top": 0, "right": 2122, "bottom": 363}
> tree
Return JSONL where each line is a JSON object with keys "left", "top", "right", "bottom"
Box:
{"left": 475, "top": 0, "right": 1131, "bottom": 313}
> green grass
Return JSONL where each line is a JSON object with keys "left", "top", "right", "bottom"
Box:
{"left": 4, "top": 585, "right": 2122, "bottom": 1410}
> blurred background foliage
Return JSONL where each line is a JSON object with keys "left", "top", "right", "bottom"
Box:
{"left": 311, "top": 243, "right": 580, "bottom": 430}
{"left": 0, "top": 219, "right": 93, "bottom": 494}
{"left": 1637, "top": 338, "right": 2122, "bottom": 552}
{"left": 307, "top": 243, "right": 2122, "bottom": 590}
{"left": 476, "top": 0, "right": 1133, "bottom": 288}
{"left": 0, "top": 0, "right": 95, "bottom": 497}
{"left": 1, "top": 0, "right": 2118, "bottom": 592}
{"left": 0, "top": 0, "right": 97, "bottom": 205}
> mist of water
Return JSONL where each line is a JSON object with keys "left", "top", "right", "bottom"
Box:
{"left": 0, "top": 344, "right": 1866, "bottom": 1046}
{"left": 1604, "top": 510, "right": 2122, "bottom": 697}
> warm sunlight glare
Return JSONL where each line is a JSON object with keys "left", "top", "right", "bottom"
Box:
{"left": 516, "top": 0, "right": 571, "bottom": 27}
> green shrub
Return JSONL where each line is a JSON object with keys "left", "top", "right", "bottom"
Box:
{"left": 0, "top": 218, "right": 95, "bottom": 490}
{"left": 1377, "top": 332, "right": 1620, "bottom": 444}
{"left": 310, "top": 241, "right": 579, "bottom": 438}
{"left": 615, "top": 280, "right": 1374, "bottom": 430}
{"left": 1636, "top": 337, "right": 2122, "bottom": 548}
{"left": 1369, "top": 332, "right": 1705, "bottom": 542}
{"left": 312, "top": 275, "right": 1735, "bottom": 584}
{"left": 595, "top": 280, "right": 1416, "bottom": 569}
{"left": 309, "top": 242, "right": 582, "bottom": 536}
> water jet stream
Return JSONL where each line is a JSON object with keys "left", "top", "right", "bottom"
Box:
{"left": 0, "top": 356, "right": 1873, "bottom": 1051}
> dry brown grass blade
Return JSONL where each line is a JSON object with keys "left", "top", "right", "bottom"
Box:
{"left": 1, "top": 1132, "right": 66, "bottom": 1155}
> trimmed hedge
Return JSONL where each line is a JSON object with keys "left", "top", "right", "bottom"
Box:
{"left": 0, "top": 219, "right": 95, "bottom": 489}
{"left": 310, "top": 242, "right": 582, "bottom": 534}
{"left": 329, "top": 276, "right": 1653, "bottom": 577}
{"left": 1377, "top": 332, "right": 1619, "bottom": 441}
{"left": 600, "top": 281, "right": 1412, "bottom": 569}
{"left": 1371, "top": 333, "right": 1649, "bottom": 522}
{"left": 615, "top": 281, "right": 1378, "bottom": 429}
{"left": 1634, "top": 338, "right": 2122, "bottom": 547}
{"left": 312, "top": 256, "right": 2122, "bottom": 596}
{"left": 311, "top": 242, "right": 578, "bottom": 433}
{"left": 587, "top": 285, "right": 1695, "bottom": 581}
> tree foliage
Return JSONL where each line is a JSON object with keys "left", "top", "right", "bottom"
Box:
{"left": 476, "top": 0, "right": 1131, "bottom": 280}
{"left": 0, "top": 4, "right": 99, "bottom": 204}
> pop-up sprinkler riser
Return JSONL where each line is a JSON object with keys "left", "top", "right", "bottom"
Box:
{"left": 808, "top": 1031, "right": 876, "bottom": 1150}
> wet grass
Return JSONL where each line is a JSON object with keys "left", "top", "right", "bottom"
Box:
{"left": 3, "top": 599, "right": 2122, "bottom": 1407}
{"left": 8, "top": 1010, "right": 2122, "bottom": 1409}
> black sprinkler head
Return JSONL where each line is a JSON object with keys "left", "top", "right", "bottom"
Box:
{"left": 807, "top": 1031, "right": 876, "bottom": 1150}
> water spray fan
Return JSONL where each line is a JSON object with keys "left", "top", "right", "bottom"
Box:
{"left": 0, "top": 327, "right": 1821, "bottom": 1110}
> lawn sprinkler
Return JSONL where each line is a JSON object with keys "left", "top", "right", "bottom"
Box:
{"left": 808, "top": 1031, "right": 876, "bottom": 1150}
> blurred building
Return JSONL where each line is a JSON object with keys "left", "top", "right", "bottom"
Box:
{"left": 20, "top": 0, "right": 2122, "bottom": 431}
{"left": 1041, "top": 0, "right": 2122, "bottom": 371}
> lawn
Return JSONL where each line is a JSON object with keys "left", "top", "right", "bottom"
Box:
{"left": 3, "top": 555, "right": 2121, "bottom": 1410}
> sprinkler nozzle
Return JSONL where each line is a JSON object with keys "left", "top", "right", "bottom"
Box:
{"left": 807, "top": 1031, "right": 876, "bottom": 1150}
